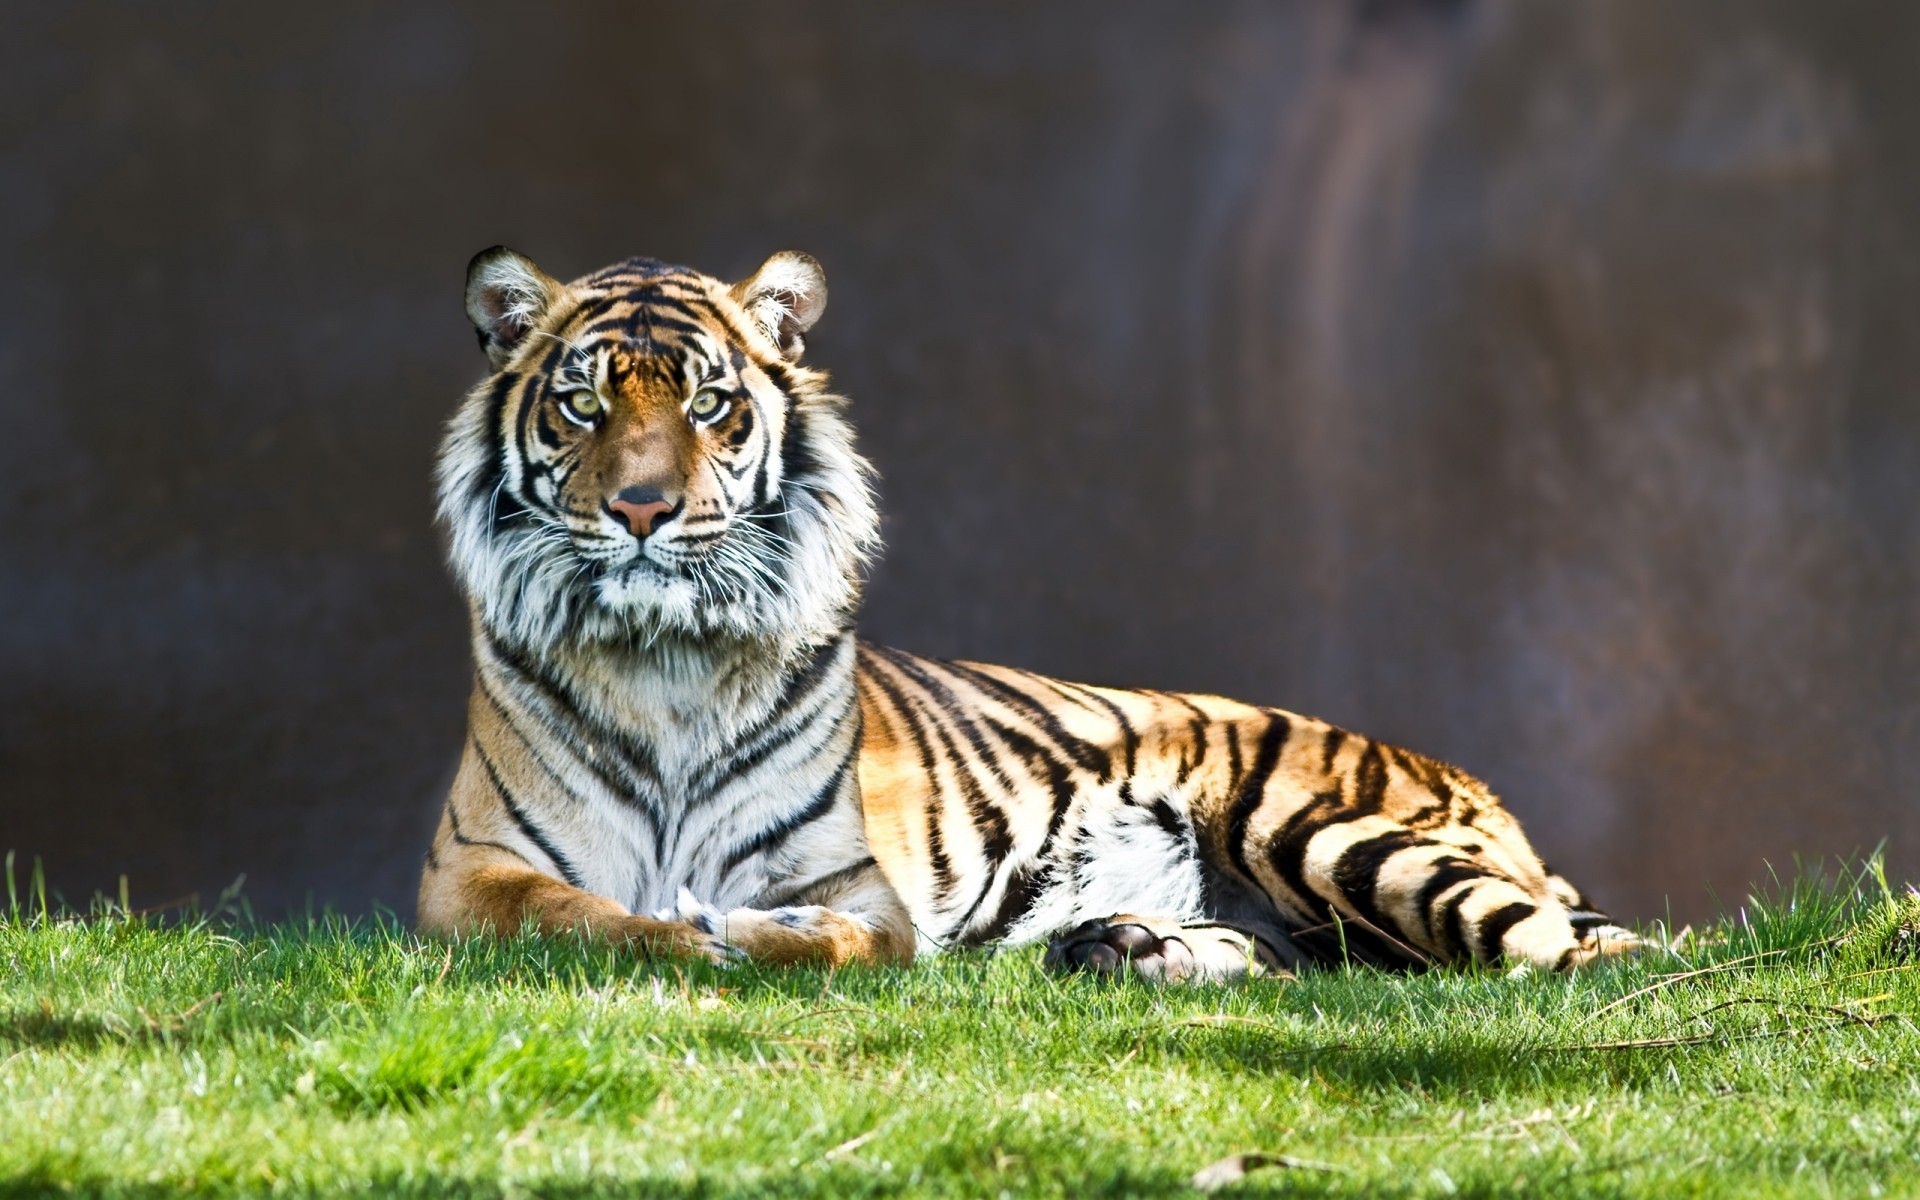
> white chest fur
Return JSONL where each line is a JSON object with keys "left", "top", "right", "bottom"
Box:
{"left": 478, "top": 629, "right": 859, "bottom": 915}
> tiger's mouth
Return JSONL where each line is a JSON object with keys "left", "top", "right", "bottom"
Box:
{"left": 598, "top": 537, "right": 715, "bottom": 578}
{"left": 573, "top": 527, "right": 779, "bottom": 602}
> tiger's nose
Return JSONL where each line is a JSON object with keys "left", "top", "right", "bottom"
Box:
{"left": 606, "top": 486, "right": 680, "bottom": 538}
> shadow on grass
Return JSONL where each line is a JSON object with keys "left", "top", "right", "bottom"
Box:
{"left": 1167, "top": 1022, "right": 1638, "bottom": 1095}
{"left": 0, "top": 1166, "right": 1200, "bottom": 1200}
{"left": 0, "top": 1007, "right": 125, "bottom": 1050}
{"left": 0, "top": 1006, "right": 217, "bottom": 1052}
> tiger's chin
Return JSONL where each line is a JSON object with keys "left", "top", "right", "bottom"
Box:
{"left": 590, "top": 564, "right": 706, "bottom": 626}
{"left": 566, "top": 553, "right": 794, "bottom": 648}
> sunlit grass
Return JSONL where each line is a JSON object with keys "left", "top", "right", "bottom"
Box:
{"left": 3, "top": 856, "right": 1918, "bottom": 1198}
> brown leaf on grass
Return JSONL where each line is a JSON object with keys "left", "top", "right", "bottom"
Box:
{"left": 132, "top": 990, "right": 225, "bottom": 1038}
{"left": 1191, "top": 1151, "right": 1340, "bottom": 1190}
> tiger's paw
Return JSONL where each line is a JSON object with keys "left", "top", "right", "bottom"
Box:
{"left": 1042, "top": 915, "right": 1287, "bottom": 984}
{"left": 614, "top": 914, "right": 739, "bottom": 965}
{"left": 656, "top": 887, "right": 727, "bottom": 935}
{"left": 653, "top": 890, "right": 894, "bottom": 967}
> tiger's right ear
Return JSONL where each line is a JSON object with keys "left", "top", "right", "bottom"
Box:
{"left": 465, "top": 247, "right": 561, "bottom": 370}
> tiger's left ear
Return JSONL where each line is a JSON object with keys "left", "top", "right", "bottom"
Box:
{"left": 466, "top": 246, "right": 562, "bottom": 370}
{"left": 731, "top": 251, "right": 828, "bottom": 361}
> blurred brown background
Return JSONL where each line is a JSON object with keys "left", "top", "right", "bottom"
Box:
{"left": 3, "top": 1, "right": 1915, "bottom": 924}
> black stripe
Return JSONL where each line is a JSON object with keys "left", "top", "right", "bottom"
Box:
{"left": 530, "top": 398, "right": 566, "bottom": 452}
{"left": 968, "top": 864, "right": 1047, "bottom": 946}
{"left": 593, "top": 257, "right": 680, "bottom": 282}
{"left": 729, "top": 401, "right": 757, "bottom": 451}
{"left": 474, "top": 741, "right": 584, "bottom": 889}
{"left": 1386, "top": 746, "right": 1455, "bottom": 827}
{"left": 1262, "top": 789, "right": 1344, "bottom": 925}
{"left": 445, "top": 798, "right": 531, "bottom": 866}
{"left": 1225, "top": 714, "right": 1290, "bottom": 883}
{"left": 686, "top": 638, "right": 850, "bottom": 798}
{"left": 1474, "top": 902, "right": 1539, "bottom": 965}
{"left": 856, "top": 651, "right": 957, "bottom": 900}
{"left": 1410, "top": 856, "right": 1483, "bottom": 951}
{"left": 697, "top": 687, "right": 850, "bottom": 799}
{"left": 780, "top": 404, "right": 821, "bottom": 491}
{"left": 1321, "top": 727, "right": 1348, "bottom": 772}
{"left": 580, "top": 310, "right": 710, "bottom": 342}
{"left": 1351, "top": 742, "right": 1390, "bottom": 813}
{"left": 1159, "top": 692, "right": 1212, "bottom": 784}
{"left": 1566, "top": 909, "right": 1614, "bottom": 934}
{"left": 951, "top": 799, "right": 1019, "bottom": 931}
{"left": 761, "top": 856, "right": 880, "bottom": 909}
{"left": 469, "top": 374, "right": 519, "bottom": 520}
{"left": 962, "top": 714, "right": 1081, "bottom": 944}
{"left": 1027, "top": 674, "right": 1104, "bottom": 717}
{"left": 745, "top": 421, "right": 771, "bottom": 496}
{"left": 674, "top": 291, "right": 766, "bottom": 355}
{"left": 1435, "top": 884, "right": 1474, "bottom": 961}
{"left": 720, "top": 742, "right": 858, "bottom": 872}
{"left": 517, "top": 376, "right": 548, "bottom": 489}
{"left": 475, "top": 677, "right": 655, "bottom": 834}
{"left": 917, "top": 697, "right": 1014, "bottom": 870}
{"left": 480, "top": 634, "right": 664, "bottom": 794}
{"left": 1326, "top": 829, "right": 1430, "bottom": 949}
{"left": 860, "top": 648, "right": 967, "bottom": 902}
{"left": 1051, "top": 678, "right": 1138, "bottom": 775}
{"left": 1148, "top": 797, "right": 1191, "bottom": 844}
{"left": 476, "top": 676, "right": 653, "bottom": 821}
{"left": 936, "top": 659, "right": 1111, "bottom": 779}
{"left": 871, "top": 648, "right": 1020, "bottom": 792}
{"left": 1387, "top": 744, "right": 1444, "bottom": 796}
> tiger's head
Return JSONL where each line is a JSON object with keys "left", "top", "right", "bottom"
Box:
{"left": 437, "top": 249, "right": 877, "bottom": 656}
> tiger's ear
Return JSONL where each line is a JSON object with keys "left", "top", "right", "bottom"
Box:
{"left": 465, "top": 247, "right": 561, "bottom": 370}
{"left": 730, "top": 251, "right": 828, "bottom": 361}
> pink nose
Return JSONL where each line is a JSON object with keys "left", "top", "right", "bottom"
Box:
{"left": 607, "top": 494, "right": 676, "bottom": 537}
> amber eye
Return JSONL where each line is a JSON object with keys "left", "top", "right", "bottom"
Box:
{"left": 559, "top": 390, "right": 602, "bottom": 425}
{"left": 688, "top": 390, "right": 730, "bottom": 422}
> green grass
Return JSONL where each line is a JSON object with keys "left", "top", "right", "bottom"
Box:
{"left": 4, "top": 861, "right": 1919, "bottom": 1198}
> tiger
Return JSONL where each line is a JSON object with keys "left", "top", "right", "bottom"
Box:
{"left": 416, "top": 246, "right": 1639, "bottom": 982}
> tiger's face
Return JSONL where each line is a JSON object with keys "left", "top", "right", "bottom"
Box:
{"left": 518, "top": 293, "right": 788, "bottom": 606}
{"left": 437, "top": 250, "right": 876, "bottom": 653}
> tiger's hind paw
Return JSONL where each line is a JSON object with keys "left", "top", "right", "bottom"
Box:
{"left": 1042, "top": 915, "right": 1288, "bottom": 984}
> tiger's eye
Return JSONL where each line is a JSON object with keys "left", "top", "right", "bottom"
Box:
{"left": 563, "top": 391, "right": 601, "bottom": 422}
{"left": 689, "top": 390, "right": 725, "bottom": 419}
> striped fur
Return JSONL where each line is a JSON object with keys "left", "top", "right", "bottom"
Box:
{"left": 417, "top": 248, "right": 1637, "bottom": 980}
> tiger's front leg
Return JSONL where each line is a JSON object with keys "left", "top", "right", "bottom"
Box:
{"left": 661, "top": 859, "right": 917, "bottom": 968}
{"left": 418, "top": 852, "right": 733, "bottom": 963}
